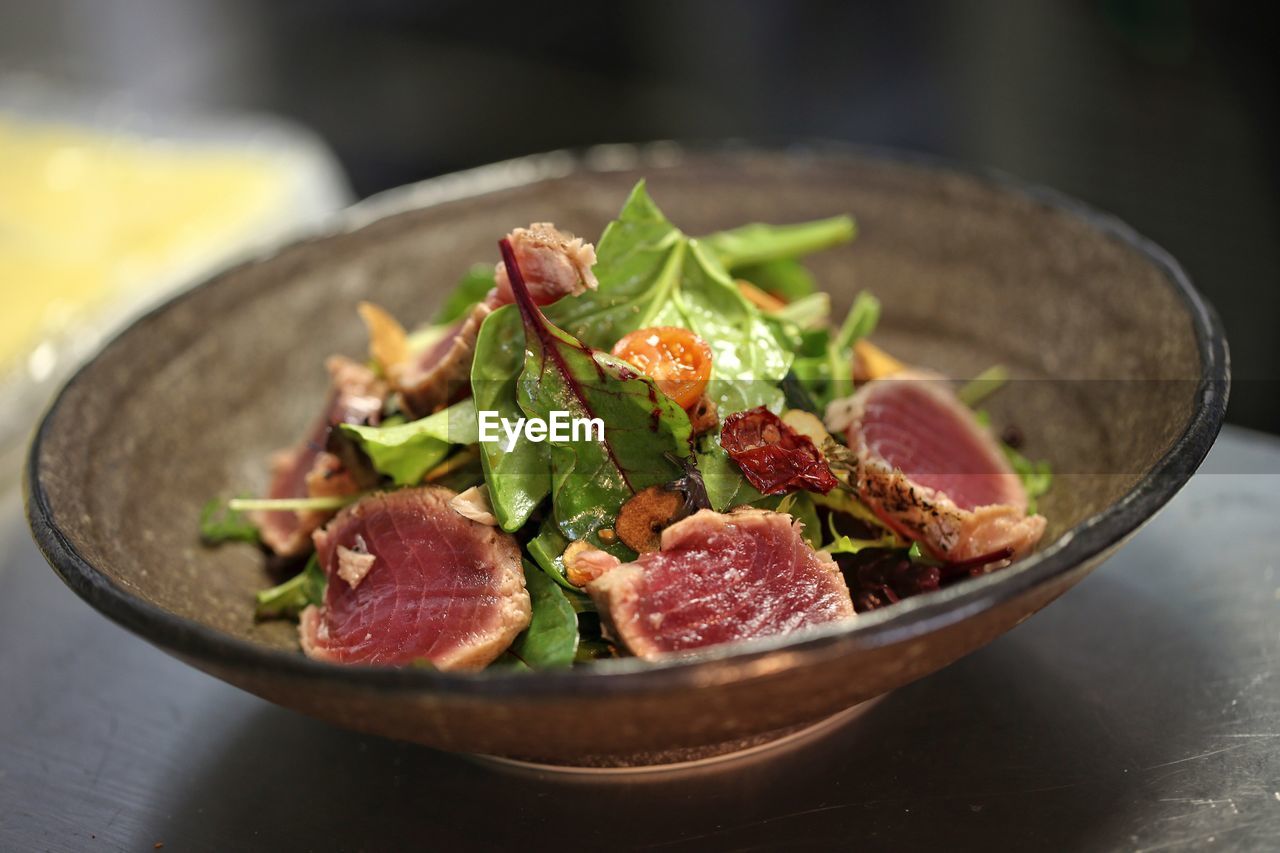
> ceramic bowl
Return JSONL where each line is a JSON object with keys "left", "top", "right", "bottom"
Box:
{"left": 26, "top": 145, "right": 1228, "bottom": 766}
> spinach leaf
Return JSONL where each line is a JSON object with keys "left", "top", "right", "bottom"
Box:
{"left": 339, "top": 399, "right": 478, "bottom": 486}
{"left": 701, "top": 215, "right": 856, "bottom": 270}
{"left": 546, "top": 182, "right": 791, "bottom": 414}
{"left": 772, "top": 292, "right": 830, "bottom": 329}
{"left": 731, "top": 258, "right": 817, "bottom": 302}
{"left": 432, "top": 263, "right": 494, "bottom": 325}
{"left": 527, "top": 518, "right": 579, "bottom": 590}
{"left": 254, "top": 554, "right": 326, "bottom": 620}
{"left": 471, "top": 305, "right": 550, "bottom": 532}
{"left": 696, "top": 435, "right": 769, "bottom": 511}
{"left": 199, "top": 498, "right": 259, "bottom": 545}
{"left": 506, "top": 236, "right": 692, "bottom": 554}
{"left": 509, "top": 559, "right": 579, "bottom": 669}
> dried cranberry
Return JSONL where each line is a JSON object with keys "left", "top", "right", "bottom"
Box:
{"left": 720, "top": 406, "right": 839, "bottom": 495}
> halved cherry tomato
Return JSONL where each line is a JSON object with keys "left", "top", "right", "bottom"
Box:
{"left": 610, "top": 326, "right": 712, "bottom": 410}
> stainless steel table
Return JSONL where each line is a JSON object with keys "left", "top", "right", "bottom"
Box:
{"left": 3, "top": 426, "right": 1278, "bottom": 852}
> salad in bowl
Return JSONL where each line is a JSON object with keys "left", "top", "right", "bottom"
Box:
{"left": 201, "top": 181, "right": 1050, "bottom": 671}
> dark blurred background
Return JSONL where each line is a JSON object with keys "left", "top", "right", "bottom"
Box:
{"left": 3, "top": 0, "right": 1276, "bottom": 431}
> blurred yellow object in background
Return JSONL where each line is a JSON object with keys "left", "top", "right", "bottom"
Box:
{"left": 0, "top": 116, "right": 286, "bottom": 372}
{"left": 0, "top": 95, "right": 350, "bottom": 492}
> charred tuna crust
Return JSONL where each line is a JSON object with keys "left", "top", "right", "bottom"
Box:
{"left": 828, "top": 371, "right": 1046, "bottom": 562}
{"left": 587, "top": 508, "right": 854, "bottom": 660}
{"left": 300, "top": 486, "right": 531, "bottom": 670}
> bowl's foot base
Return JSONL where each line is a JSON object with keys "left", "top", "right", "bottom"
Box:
{"left": 472, "top": 699, "right": 878, "bottom": 775}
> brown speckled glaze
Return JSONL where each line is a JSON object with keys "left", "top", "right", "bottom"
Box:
{"left": 25, "top": 146, "right": 1227, "bottom": 766}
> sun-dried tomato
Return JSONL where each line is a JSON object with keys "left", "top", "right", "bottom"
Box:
{"left": 720, "top": 406, "right": 839, "bottom": 495}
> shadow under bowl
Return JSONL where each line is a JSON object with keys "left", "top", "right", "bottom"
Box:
{"left": 25, "top": 145, "right": 1228, "bottom": 766}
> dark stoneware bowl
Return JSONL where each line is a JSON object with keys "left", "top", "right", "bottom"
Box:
{"left": 26, "top": 146, "right": 1228, "bottom": 766}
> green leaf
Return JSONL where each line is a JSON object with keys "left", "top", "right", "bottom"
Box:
{"left": 428, "top": 448, "right": 486, "bottom": 494}
{"left": 824, "top": 520, "right": 904, "bottom": 555}
{"left": 471, "top": 305, "right": 551, "bottom": 532}
{"left": 771, "top": 491, "right": 821, "bottom": 547}
{"left": 782, "top": 291, "right": 879, "bottom": 410}
{"left": 958, "top": 365, "right": 1010, "bottom": 408}
{"left": 545, "top": 182, "right": 792, "bottom": 414}
{"left": 527, "top": 517, "right": 580, "bottom": 590}
{"left": 508, "top": 560, "right": 579, "bottom": 669}
{"left": 810, "top": 485, "right": 886, "bottom": 526}
{"left": 339, "top": 399, "right": 478, "bottom": 486}
{"left": 433, "top": 263, "right": 494, "bottom": 325}
{"left": 574, "top": 639, "right": 616, "bottom": 662}
{"left": 780, "top": 368, "right": 822, "bottom": 414}
{"left": 701, "top": 215, "right": 856, "bottom": 270}
{"left": 199, "top": 497, "right": 259, "bottom": 545}
{"left": 695, "top": 435, "right": 769, "bottom": 512}
{"left": 907, "top": 541, "right": 942, "bottom": 566}
{"left": 833, "top": 290, "right": 881, "bottom": 351}
{"left": 973, "top": 409, "right": 1052, "bottom": 514}
{"left": 509, "top": 245, "right": 691, "bottom": 554}
{"left": 732, "top": 258, "right": 817, "bottom": 301}
{"left": 828, "top": 291, "right": 881, "bottom": 401}
{"left": 1004, "top": 445, "right": 1053, "bottom": 515}
{"left": 254, "top": 554, "right": 326, "bottom": 620}
{"left": 771, "top": 292, "right": 830, "bottom": 329}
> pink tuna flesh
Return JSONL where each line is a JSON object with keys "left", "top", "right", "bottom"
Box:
{"left": 300, "top": 487, "right": 530, "bottom": 669}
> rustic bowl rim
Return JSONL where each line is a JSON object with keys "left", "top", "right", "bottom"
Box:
{"left": 25, "top": 142, "right": 1230, "bottom": 697}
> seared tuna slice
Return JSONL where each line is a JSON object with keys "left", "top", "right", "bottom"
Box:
{"left": 300, "top": 487, "right": 531, "bottom": 669}
{"left": 586, "top": 508, "right": 854, "bottom": 660}
{"left": 387, "top": 223, "right": 594, "bottom": 417}
{"left": 489, "top": 222, "right": 597, "bottom": 307}
{"left": 826, "top": 371, "right": 1046, "bottom": 562}
{"left": 254, "top": 356, "right": 387, "bottom": 556}
{"left": 393, "top": 302, "right": 490, "bottom": 418}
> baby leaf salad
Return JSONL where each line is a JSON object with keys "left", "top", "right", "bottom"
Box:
{"left": 202, "top": 182, "right": 1051, "bottom": 670}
